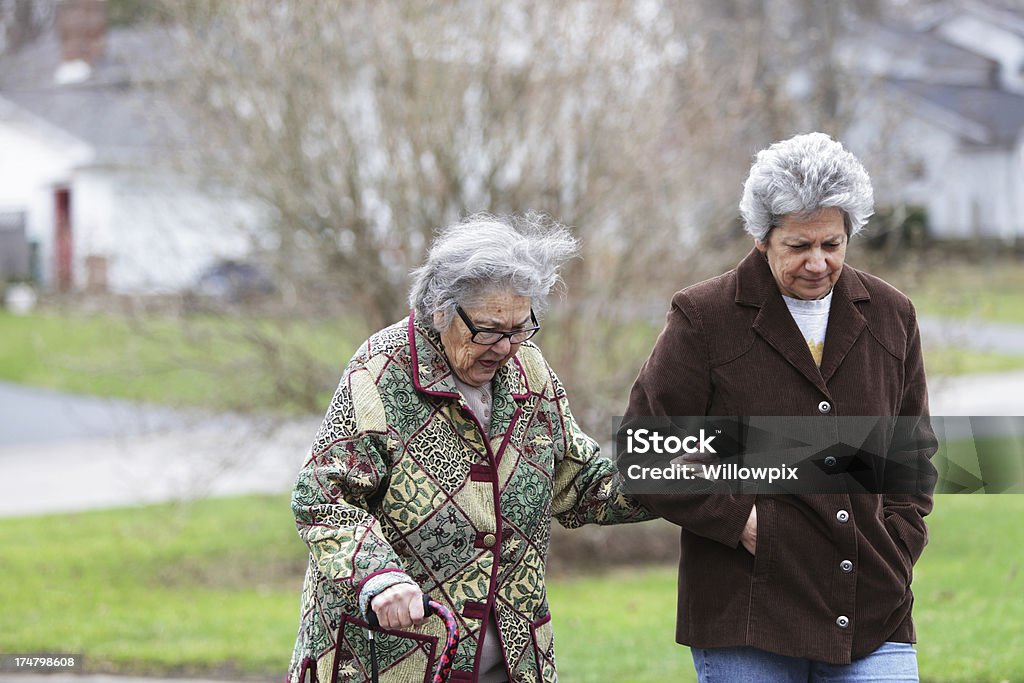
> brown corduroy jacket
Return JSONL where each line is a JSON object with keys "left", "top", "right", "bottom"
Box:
{"left": 624, "top": 248, "right": 937, "bottom": 664}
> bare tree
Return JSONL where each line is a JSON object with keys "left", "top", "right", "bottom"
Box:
{"left": 0, "top": 0, "right": 55, "bottom": 53}
{"left": 155, "top": 0, "right": 903, "bottom": 428}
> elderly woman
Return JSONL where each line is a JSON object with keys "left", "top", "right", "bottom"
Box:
{"left": 288, "top": 214, "right": 651, "bottom": 683}
{"left": 625, "top": 133, "right": 937, "bottom": 682}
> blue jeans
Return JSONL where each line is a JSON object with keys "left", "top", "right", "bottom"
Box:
{"left": 691, "top": 642, "right": 919, "bottom": 682}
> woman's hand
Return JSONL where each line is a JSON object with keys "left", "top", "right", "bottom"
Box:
{"left": 740, "top": 504, "right": 757, "bottom": 555}
{"left": 370, "top": 583, "right": 426, "bottom": 630}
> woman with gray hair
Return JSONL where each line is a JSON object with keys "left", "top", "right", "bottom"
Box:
{"left": 288, "top": 213, "right": 652, "bottom": 683}
{"left": 624, "top": 132, "right": 936, "bottom": 681}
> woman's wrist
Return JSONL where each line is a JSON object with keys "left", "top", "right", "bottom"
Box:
{"left": 358, "top": 570, "right": 418, "bottom": 617}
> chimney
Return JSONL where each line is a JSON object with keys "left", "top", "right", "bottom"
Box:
{"left": 57, "top": 0, "right": 106, "bottom": 65}
{"left": 54, "top": 0, "right": 106, "bottom": 84}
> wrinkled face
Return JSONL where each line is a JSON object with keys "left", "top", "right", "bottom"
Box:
{"left": 437, "top": 290, "right": 533, "bottom": 387}
{"left": 756, "top": 207, "right": 848, "bottom": 300}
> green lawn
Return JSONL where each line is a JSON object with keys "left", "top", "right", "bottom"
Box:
{"left": 0, "top": 494, "right": 1020, "bottom": 682}
{"left": 0, "top": 310, "right": 366, "bottom": 413}
{"left": 0, "top": 495, "right": 306, "bottom": 676}
{"left": 901, "top": 262, "right": 1024, "bottom": 326}
{"left": 1, "top": 307, "right": 1020, "bottom": 417}
{"left": 935, "top": 436, "right": 1024, "bottom": 494}
{"left": 912, "top": 496, "right": 1024, "bottom": 682}
{"left": 924, "top": 345, "right": 1024, "bottom": 377}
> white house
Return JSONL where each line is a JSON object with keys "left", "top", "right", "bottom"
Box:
{"left": 842, "top": 1, "right": 1024, "bottom": 243}
{"left": 0, "top": 0, "right": 259, "bottom": 293}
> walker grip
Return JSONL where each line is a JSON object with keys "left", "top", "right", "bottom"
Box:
{"left": 365, "top": 593, "right": 434, "bottom": 629}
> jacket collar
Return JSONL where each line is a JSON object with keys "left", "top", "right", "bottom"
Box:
{"left": 407, "top": 311, "right": 530, "bottom": 401}
{"left": 735, "top": 248, "right": 870, "bottom": 390}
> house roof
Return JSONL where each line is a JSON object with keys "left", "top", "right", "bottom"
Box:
{"left": 842, "top": 1, "right": 1024, "bottom": 149}
{"left": 0, "top": 26, "right": 183, "bottom": 165}
{"left": 887, "top": 77, "right": 1024, "bottom": 147}
{"left": 912, "top": 0, "right": 1024, "bottom": 39}
{"left": 840, "top": 15, "right": 999, "bottom": 88}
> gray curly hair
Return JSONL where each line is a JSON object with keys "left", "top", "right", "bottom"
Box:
{"left": 409, "top": 213, "right": 580, "bottom": 332}
{"left": 739, "top": 132, "right": 874, "bottom": 242}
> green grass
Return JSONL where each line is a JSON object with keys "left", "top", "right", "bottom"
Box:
{"left": 0, "top": 495, "right": 1021, "bottom": 681}
{"left": 1, "top": 307, "right": 1020, "bottom": 419}
{"left": 913, "top": 496, "right": 1024, "bottom": 682}
{"left": 550, "top": 495, "right": 1024, "bottom": 683}
{"left": 935, "top": 435, "right": 1024, "bottom": 494}
{"left": 0, "top": 495, "right": 307, "bottom": 676}
{"left": 899, "top": 262, "right": 1024, "bottom": 326}
{"left": 0, "top": 310, "right": 367, "bottom": 413}
{"left": 548, "top": 566, "right": 692, "bottom": 682}
{"left": 924, "top": 345, "right": 1024, "bottom": 377}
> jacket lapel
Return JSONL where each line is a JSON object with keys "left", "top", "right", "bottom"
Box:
{"left": 737, "top": 249, "right": 871, "bottom": 392}
{"left": 408, "top": 313, "right": 529, "bottom": 460}
{"left": 818, "top": 268, "right": 869, "bottom": 384}
{"left": 408, "top": 313, "right": 461, "bottom": 398}
{"left": 738, "top": 249, "right": 828, "bottom": 395}
{"left": 752, "top": 290, "right": 831, "bottom": 396}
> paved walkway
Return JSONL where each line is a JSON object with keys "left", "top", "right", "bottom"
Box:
{"left": 0, "top": 382, "right": 184, "bottom": 446}
{"left": 918, "top": 315, "right": 1024, "bottom": 355}
{"left": 915, "top": 315, "right": 1024, "bottom": 415}
{"left": 0, "top": 382, "right": 316, "bottom": 517}
{"left": 928, "top": 369, "right": 1024, "bottom": 416}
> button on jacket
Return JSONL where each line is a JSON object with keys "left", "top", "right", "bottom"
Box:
{"left": 288, "top": 314, "right": 652, "bottom": 683}
{"left": 624, "top": 249, "right": 937, "bottom": 664}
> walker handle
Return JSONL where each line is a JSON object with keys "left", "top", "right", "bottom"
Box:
{"left": 364, "top": 594, "right": 459, "bottom": 683}
{"left": 365, "top": 593, "right": 434, "bottom": 629}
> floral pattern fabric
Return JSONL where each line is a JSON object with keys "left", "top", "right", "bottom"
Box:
{"left": 287, "top": 314, "right": 651, "bottom": 683}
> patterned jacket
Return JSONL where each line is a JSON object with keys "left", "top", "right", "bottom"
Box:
{"left": 288, "top": 314, "right": 651, "bottom": 683}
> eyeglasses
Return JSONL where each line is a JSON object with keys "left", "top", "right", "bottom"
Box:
{"left": 455, "top": 305, "right": 540, "bottom": 345}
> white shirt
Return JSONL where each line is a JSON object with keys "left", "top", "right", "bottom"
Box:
{"left": 453, "top": 376, "right": 493, "bottom": 435}
{"left": 783, "top": 289, "right": 833, "bottom": 367}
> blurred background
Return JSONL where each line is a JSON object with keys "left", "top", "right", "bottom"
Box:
{"left": 0, "top": 1, "right": 1022, "bottom": 681}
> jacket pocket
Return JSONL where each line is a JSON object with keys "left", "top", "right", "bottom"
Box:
{"left": 334, "top": 613, "right": 439, "bottom": 683}
{"left": 881, "top": 517, "right": 914, "bottom": 587}
{"left": 530, "top": 612, "right": 556, "bottom": 682}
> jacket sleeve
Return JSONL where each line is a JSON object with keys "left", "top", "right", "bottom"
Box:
{"left": 883, "top": 305, "right": 937, "bottom": 568}
{"left": 620, "top": 293, "right": 754, "bottom": 548}
{"left": 548, "top": 365, "right": 656, "bottom": 528}
{"left": 291, "top": 356, "right": 416, "bottom": 614}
